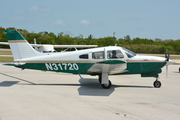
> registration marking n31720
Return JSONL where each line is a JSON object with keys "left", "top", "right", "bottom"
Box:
{"left": 45, "top": 63, "right": 79, "bottom": 71}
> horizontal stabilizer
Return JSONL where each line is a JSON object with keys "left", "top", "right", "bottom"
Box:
{"left": 3, "top": 63, "right": 25, "bottom": 66}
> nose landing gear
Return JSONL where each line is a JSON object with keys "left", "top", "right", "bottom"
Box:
{"left": 153, "top": 78, "right": 161, "bottom": 88}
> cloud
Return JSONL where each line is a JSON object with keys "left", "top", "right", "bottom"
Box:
{"left": 53, "top": 20, "right": 65, "bottom": 26}
{"left": 80, "top": 20, "right": 90, "bottom": 25}
{"left": 29, "top": 5, "right": 50, "bottom": 12}
{"left": 9, "top": 16, "right": 25, "bottom": 21}
{"left": 29, "top": 5, "right": 39, "bottom": 11}
{"left": 29, "top": 5, "right": 50, "bottom": 16}
{"left": 8, "top": 9, "right": 25, "bottom": 21}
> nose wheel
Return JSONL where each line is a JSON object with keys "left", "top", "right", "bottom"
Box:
{"left": 153, "top": 79, "right": 161, "bottom": 88}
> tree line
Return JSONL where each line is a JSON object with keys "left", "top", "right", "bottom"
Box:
{"left": 0, "top": 27, "right": 180, "bottom": 54}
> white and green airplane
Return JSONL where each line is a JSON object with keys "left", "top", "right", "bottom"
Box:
{"left": 4, "top": 30, "right": 175, "bottom": 89}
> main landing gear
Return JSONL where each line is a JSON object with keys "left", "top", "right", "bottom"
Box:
{"left": 98, "top": 75, "right": 112, "bottom": 89}
{"left": 153, "top": 78, "right": 161, "bottom": 88}
{"left": 98, "top": 75, "right": 162, "bottom": 89}
{"left": 101, "top": 80, "right": 112, "bottom": 89}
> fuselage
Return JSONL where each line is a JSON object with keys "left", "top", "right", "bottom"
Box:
{"left": 13, "top": 46, "right": 173, "bottom": 77}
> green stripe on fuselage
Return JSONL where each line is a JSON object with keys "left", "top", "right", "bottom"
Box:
{"left": 16, "top": 63, "right": 95, "bottom": 74}
{"left": 127, "top": 62, "right": 166, "bottom": 74}
{"left": 14, "top": 61, "right": 166, "bottom": 76}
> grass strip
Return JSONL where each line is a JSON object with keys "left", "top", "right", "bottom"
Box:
{"left": 0, "top": 57, "right": 13, "bottom": 62}
{"left": 0, "top": 51, "right": 12, "bottom": 55}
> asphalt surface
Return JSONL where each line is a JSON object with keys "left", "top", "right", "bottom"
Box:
{"left": 0, "top": 63, "right": 180, "bottom": 120}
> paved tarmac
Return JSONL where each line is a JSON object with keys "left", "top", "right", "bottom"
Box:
{"left": 0, "top": 63, "right": 180, "bottom": 120}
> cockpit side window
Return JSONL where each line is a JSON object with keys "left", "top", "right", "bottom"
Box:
{"left": 126, "top": 52, "right": 134, "bottom": 58}
{"left": 79, "top": 53, "right": 88, "bottom": 59}
{"left": 92, "top": 51, "right": 104, "bottom": 59}
{"left": 122, "top": 47, "right": 137, "bottom": 56}
{"left": 107, "top": 50, "right": 124, "bottom": 59}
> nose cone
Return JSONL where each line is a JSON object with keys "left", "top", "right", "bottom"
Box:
{"left": 166, "top": 59, "right": 175, "bottom": 66}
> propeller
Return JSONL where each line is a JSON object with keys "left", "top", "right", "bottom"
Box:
{"left": 165, "top": 51, "right": 170, "bottom": 79}
{"left": 165, "top": 52, "right": 170, "bottom": 61}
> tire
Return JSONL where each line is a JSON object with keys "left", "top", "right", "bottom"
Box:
{"left": 179, "top": 67, "right": 180, "bottom": 72}
{"left": 101, "top": 80, "right": 112, "bottom": 89}
{"left": 153, "top": 81, "right": 161, "bottom": 88}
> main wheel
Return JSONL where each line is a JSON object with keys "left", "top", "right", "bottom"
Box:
{"left": 101, "top": 80, "right": 112, "bottom": 89}
{"left": 179, "top": 67, "right": 180, "bottom": 72}
{"left": 153, "top": 80, "right": 161, "bottom": 88}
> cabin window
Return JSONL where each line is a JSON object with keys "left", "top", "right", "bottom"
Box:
{"left": 92, "top": 51, "right": 104, "bottom": 59}
{"left": 107, "top": 50, "right": 124, "bottom": 59}
{"left": 79, "top": 53, "right": 88, "bottom": 59}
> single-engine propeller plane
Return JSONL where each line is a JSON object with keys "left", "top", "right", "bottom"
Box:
{"left": 3, "top": 30, "right": 175, "bottom": 89}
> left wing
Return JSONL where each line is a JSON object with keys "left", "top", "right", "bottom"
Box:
{"left": 53, "top": 45, "right": 97, "bottom": 48}
{"left": 87, "top": 59, "right": 128, "bottom": 75}
{"left": 0, "top": 42, "right": 97, "bottom": 48}
{"left": 0, "top": 42, "right": 97, "bottom": 52}
{"left": 0, "top": 42, "right": 9, "bottom": 45}
{"left": 29, "top": 44, "right": 97, "bottom": 48}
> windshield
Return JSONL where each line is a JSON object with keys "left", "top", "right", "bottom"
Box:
{"left": 122, "top": 47, "right": 137, "bottom": 56}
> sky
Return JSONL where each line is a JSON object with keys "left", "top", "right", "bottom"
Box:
{"left": 1, "top": 0, "right": 180, "bottom": 40}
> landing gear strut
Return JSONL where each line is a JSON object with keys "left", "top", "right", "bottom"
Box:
{"left": 153, "top": 78, "right": 161, "bottom": 88}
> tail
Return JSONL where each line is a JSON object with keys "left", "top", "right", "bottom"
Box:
{"left": 5, "top": 30, "right": 43, "bottom": 60}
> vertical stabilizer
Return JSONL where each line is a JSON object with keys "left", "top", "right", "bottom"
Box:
{"left": 5, "top": 30, "right": 43, "bottom": 60}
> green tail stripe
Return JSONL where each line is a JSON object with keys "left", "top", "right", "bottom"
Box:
{"left": 5, "top": 30, "right": 26, "bottom": 40}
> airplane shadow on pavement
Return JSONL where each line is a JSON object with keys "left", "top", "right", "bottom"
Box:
{"left": 77, "top": 78, "right": 153, "bottom": 96}
{"left": 0, "top": 72, "right": 153, "bottom": 96}
{"left": 0, "top": 81, "right": 19, "bottom": 87}
{"left": 78, "top": 78, "right": 115, "bottom": 96}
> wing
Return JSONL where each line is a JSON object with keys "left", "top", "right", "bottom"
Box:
{"left": 0, "top": 42, "right": 44, "bottom": 47}
{"left": 53, "top": 45, "right": 97, "bottom": 48}
{"left": 87, "top": 59, "right": 128, "bottom": 75}
{"left": 0, "top": 42, "right": 9, "bottom": 45}
{"left": 0, "top": 42, "right": 97, "bottom": 48}
{"left": 29, "top": 44, "right": 43, "bottom": 47}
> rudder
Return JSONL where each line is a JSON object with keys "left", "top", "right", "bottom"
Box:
{"left": 5, "top": 30, "right": 43, "bottom": 60}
